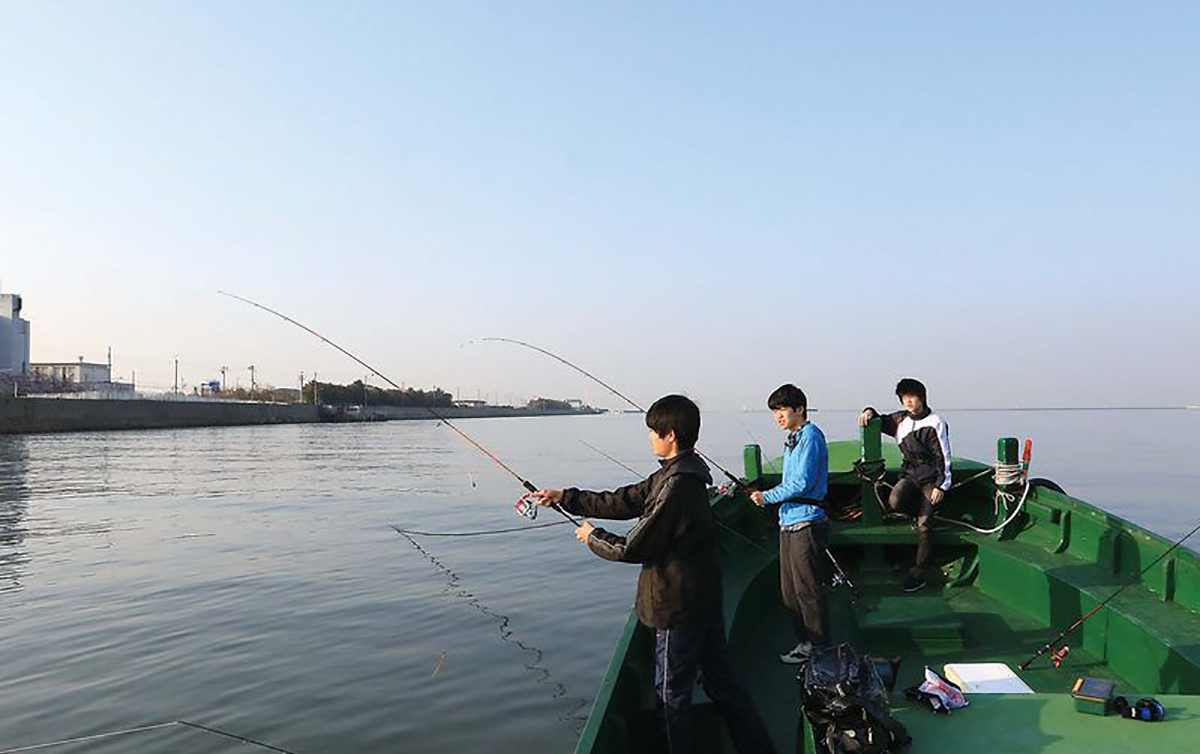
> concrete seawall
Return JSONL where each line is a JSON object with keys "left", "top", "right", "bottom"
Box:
{"left": 0, "top": 398, "right": 604, "bottom": 434}
{"left": 0, "top": 397, "right": 319, "bottom": 434}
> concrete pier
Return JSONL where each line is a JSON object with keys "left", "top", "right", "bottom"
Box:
{"left": 0, "top": 397, "right": 319, "bottom": 434}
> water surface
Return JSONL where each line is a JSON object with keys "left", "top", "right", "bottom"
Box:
{"left": 0, "top": 409, "right": 1195, "bottom": 752}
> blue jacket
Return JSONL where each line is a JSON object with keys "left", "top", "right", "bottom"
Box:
{"left": 761, "top": 422, "right": 828, "bottom": 526}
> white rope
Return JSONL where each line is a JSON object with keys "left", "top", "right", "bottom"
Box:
{"left": 936, "top": 462, "right": 1031, "bottom": 535}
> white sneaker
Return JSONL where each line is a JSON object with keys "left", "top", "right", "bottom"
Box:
{"left": 779, "top": 642, "right": 814, "bottom": 664}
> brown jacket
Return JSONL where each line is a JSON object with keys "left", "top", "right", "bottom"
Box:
{"left": 561, "top": 450, "right": 721, "bottom": 628}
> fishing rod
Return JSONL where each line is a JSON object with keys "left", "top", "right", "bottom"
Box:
{"left": 1020, "top": 518, "right": 1200, "bottom": 670}
{"left": 578, "top": 439, "right": 862, "bottom": 603}
{"left": 477, "top": 337, "right": 746, "bottom": 489}
{"left": 218, "top": 291, "right": 579, "bottom": 526}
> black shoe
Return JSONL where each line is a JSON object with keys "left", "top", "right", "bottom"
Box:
{"left": 901, "top": 575, "right": 926, "bottom": 593}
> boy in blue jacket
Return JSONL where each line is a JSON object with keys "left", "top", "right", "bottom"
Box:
{"left": 749, "top": 384, "right": 830, "bottom": 663}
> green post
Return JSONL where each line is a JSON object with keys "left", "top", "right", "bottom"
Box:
{"left": 998, "top": 437, "right": 1019, "bottom": 466}
{"left": 743, "top": 444, "right": 763, "bottom": 486}
{"left": 997, "top": 437, "right": 1020, "bottom": 538}
{"left": 860, "top": 418, "right": 883, "bottom": 527}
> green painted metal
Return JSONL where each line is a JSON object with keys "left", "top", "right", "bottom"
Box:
{"left": 743, "top": 444, "right": 763, "bottom": 485}
{"left": 860, "top": 417, "right": 884, "bottom": 527}
{"left": 999, "top": 437, "right": 1020, "bottom": 465}
{"left": 574, "top": 439, "right": 1200, "bottom": 753}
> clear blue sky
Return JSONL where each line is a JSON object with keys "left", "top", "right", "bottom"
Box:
{"left": 3, "top": 2, "right": 1197, "bottom": 407}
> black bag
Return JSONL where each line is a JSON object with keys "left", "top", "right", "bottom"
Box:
{"left": 799, "top": 644, "right": 911, "bottom": 754}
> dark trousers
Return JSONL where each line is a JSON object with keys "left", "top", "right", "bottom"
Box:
{"left": 888, "top": 477, "right": 935, "bottom": 577}
{"left": 779, "top": 524, "right": 830, "bottom": 647}
{"left": 653, "top": 608, "right": 776, "bottom": 754}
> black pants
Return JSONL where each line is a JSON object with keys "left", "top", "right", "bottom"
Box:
{"left": 653, "top": 608, "right": 776, "bottom": 754}
{"left": 779, "top": 523, "right": 830, "bottom": 647}
{"left": 888, "top": 477, "right": 935, "bottom": 577}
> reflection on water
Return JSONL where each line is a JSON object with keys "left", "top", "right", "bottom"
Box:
{"left": 0, "top": 435, "right": 29, "bottom": 594}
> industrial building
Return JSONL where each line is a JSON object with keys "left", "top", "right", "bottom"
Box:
{"left": 0, "top": 291, "right": 31, "bottom": 378}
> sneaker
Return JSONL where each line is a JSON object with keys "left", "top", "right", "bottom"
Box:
{"left": 901, "top": 574, "right": 926, "bottom": 593}
{"left": 779, "top": 642, "right": 814, "bottom": 664}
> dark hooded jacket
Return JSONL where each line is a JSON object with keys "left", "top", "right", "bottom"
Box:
{"left": 560, "top": 449, "right": 721, "bottom": 628}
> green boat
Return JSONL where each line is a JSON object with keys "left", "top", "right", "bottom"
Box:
{"left": 575, "top": 422, "right": 1200, "bottom": 753}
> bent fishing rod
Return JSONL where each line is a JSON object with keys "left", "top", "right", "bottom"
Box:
{"left": 1020, "top": 517, "right": 1200, "bottom": 670}
{"left": 578, "top": 439, "right": 862, "bottom": 603}
{"left": 217, "top": 291, "right": 579, "bottom": 525}
{"left": 476, "top": 337, "right": 746, "bottom": 489}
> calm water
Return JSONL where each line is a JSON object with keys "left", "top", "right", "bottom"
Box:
{"left": 0, "top": 409, "right": 1196, "bottom": 752}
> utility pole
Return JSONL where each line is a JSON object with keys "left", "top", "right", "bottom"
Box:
{"left": 174, "top": 357, "right": 179, "bottom": 396}
{"left": 299, "top": 371, "right": 305, "bottom": 404}
{"left": 363, "top": 375, "right": 369, "bottom": 406}
{"left": 313, "top": 372, "right": 318, "bottom": 405}
{"left": 248, "top": 365, "right": 256, "bottom": 398}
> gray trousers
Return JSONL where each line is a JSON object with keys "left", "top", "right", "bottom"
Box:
{"left": 779, "top": 523, "right": 830, "bottom": 647}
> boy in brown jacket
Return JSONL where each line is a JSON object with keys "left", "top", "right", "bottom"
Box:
{"left": 534, "top": 395, "right": 775, "bottom": 754}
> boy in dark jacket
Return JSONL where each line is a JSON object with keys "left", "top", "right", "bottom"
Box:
{"left": 859, "top": 378, "right": 952, "bottom": 592}
{"left": 533, "top": 395, "right": 775, "bottom": 754}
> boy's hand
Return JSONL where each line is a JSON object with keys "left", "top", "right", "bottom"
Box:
{"left": 749, "top": 490, "right": 765, "bottom": 506}
{"left": 575, "top": 521, "right": 595, "bottom": 543}
{"left": 532, "top": 489, "right": 564, "bottom": 506}
{"left": 858, "top": 409, "right": 877, "bottom": 427}
{"left": 929, "top": 488, "right": 945, "bottom": 506}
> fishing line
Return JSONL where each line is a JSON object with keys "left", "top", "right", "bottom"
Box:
{"left": 474, "top": 337, "right": 745, "bottom": 487}
{"left": 578, "top": 440, "right": 863, "bottom": 601}
{"left": 0, "top": 719, "right": 298, "bottom": 754}
{"left": 218, "top": 291, "right": 578, "bottom": 525}
{"left": 390, "top": 526, "right": 591, "bottom": 727}
{"left": 1020, "top": 517, "right": 1200, "bottom": 670}
{"left": 390, "top": 521, "right": 569, "bottom": 537}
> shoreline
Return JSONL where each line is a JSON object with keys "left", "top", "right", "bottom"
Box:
{"left": 0, "top": 396, "right": 603, "bottom": 435}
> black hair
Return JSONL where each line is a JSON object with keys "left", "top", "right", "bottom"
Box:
{"left": 767, "top": 384, "right": 807, "bottom": 413}
{"left": 645, "top": 394, "right": 700, "bottom": 450}
{"left": 895, "top": 378, "right": 927, "bottom": 402}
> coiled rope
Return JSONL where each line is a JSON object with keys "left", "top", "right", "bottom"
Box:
{"left": 936, "top": 462, "right": 1030, "bottom": 534}
{"left": 852, "top": 458, "right": 1032, "bottom": 535}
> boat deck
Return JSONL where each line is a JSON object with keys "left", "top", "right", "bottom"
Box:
{"left": 574, "top": 438, "right": 1200, "bottom": 753}
{"left": 728, "top": 571, "right": 1135, "bottom": 752}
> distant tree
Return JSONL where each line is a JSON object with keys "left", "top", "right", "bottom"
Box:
{"left": 302, "top": 380, "right": 452, "bottom": 408}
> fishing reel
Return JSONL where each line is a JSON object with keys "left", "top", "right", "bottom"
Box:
{"left": 1050, "top": 645, "right": 1071, "bottom": 668}
{"left": 514, "top": 492, "right": 540, "bottom": 520}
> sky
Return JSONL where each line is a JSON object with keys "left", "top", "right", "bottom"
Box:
{"left": 2, "top": 2, "right": 1197, "bottom": 408}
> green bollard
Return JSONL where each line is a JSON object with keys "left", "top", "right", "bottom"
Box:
{"left": 860, "top": 418, "right": 884, "bottom": 527}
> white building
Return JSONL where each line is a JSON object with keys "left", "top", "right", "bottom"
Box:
{"left": 0, "top": 292, "right": 31, "bottom": 377}
{"left": 29, "top": 356, "right": 135, "bottom": 395}
{"left": 31, "top": 360, "right": 114, "bottom": 386}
